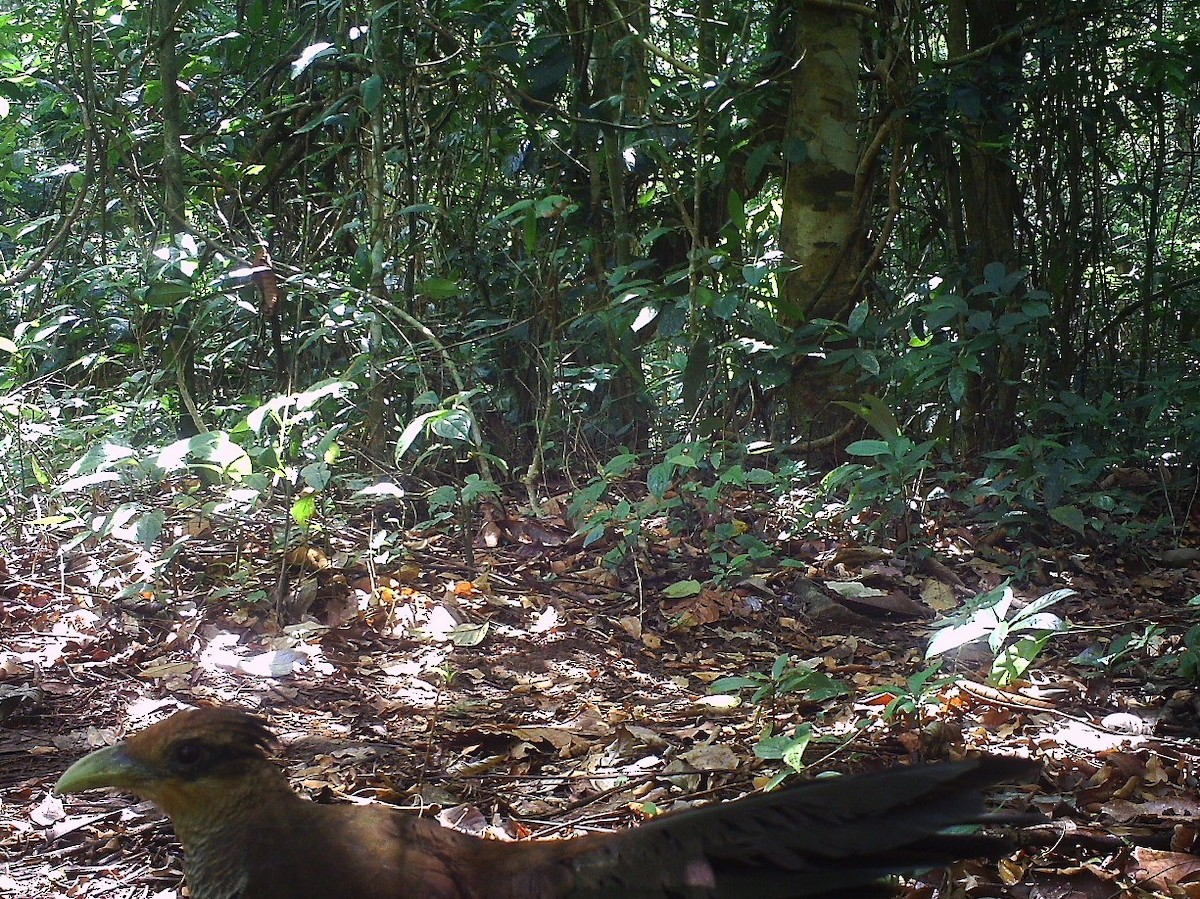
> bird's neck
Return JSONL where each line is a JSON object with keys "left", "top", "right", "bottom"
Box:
{"left": 164, "top": 763, "right": 302, "bottom": 899}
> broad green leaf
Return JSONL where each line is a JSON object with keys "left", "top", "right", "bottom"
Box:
{"left": 771, "top": 654, "right": 790, "bottom": 679}
{"left": 534, "top": 194, "right": 572, "bottom": 217}
{"left": 727, "top": 189, "right": 746, "bottom": 233}
{"left": 1015, "top": 588, "right": 1075, "bottom": 621}
{"left": 395, "top": 411, "right": 436, "bottom": 461}
{"left": 854, "top": 350, "right": 880, "bottom": 375}
{"left": 300, "top": 461, "right": 330, "bottom": 490}
{"left": 663, "top": 579, "right": 702, "bottom": 598}
{"left": 781, "top": 731, "right": 812, "bottom": 771}
{"left": 647, "top": 460, "right": 673, "bottom": 497}
{"left": 604, "top": 454, "right": 638, "bottom": 477}
{"left": 836, "top": 395, "right": 901, "bottom": 440}
{"left": 429, "top": 408, "right": 474, "bottom": 443}
{"left": 187, "top": 433, "right": 252, "bottom": 480}
{"left": 416, "top": 277, "right": 460, "bottom": 299}
{"left": 845, "top": 439, "right": 891, "bottom": 457}
{"left": 710, "top": 676, "right": 763, "bottom": 693}
{"left": 1050, "top": 504, "right": 1087, "bottom": 534}
{"left": 135, "top": 510, "right": 165, "bottom": 547}
{"left": 361, "top": 74, "right": 382, "bottom": 112}
{"left": 948, "top": 367, "right": 967, "bottom": 405}
{"left": 927, "top": 618, "right": 991, "bottom": 657}
{"left": 144, "top": 279, "right": 191, "bottom": 307}
{"left": 742, "top": 262, "right": 768, "bottom": 286}
{"left": 847, "top": 301, "right": 869, "bottom": 334}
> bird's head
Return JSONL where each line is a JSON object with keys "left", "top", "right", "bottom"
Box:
{"left": 56, "top": 707, "right": 282, "bottom": 823}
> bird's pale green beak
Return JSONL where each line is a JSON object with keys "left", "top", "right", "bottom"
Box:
{"left": 56, "top": 744, "right": 151, "bottom": 794}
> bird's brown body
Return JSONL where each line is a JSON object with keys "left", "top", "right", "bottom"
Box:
{"left": 56, "top": 707, "right": 1034, "bottom": 899}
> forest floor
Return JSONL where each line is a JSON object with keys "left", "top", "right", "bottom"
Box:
{"left": 3, "top": 479, "right": 1200, "bottom": 898}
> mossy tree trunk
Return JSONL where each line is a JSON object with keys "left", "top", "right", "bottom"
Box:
{"left": 777, "top": 2, "right": 866, "bottom": 437}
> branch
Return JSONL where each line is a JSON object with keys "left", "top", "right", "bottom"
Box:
{"left": 800, "top": 0, "right": 881, "bottom": 21}
{"left": 935, "top": 13, "right": 1069, "bottom": 68}
{"left": 602, "top": 0, "right": 704, "bottom": 79}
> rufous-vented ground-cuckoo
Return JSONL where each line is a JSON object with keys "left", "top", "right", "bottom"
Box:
{"left": 56, "top": 707, "right": 1035, "bottom": 899}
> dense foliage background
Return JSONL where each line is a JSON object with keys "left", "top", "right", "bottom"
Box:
{"left": 0, "top": 0, "right": 1196, "bottom": 565}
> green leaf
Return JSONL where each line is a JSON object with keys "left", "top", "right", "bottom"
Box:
{"left": 990, "top": 635, "right": 1049, "bottom": 686}
{"left": 682, "top": 338, "right": 710, "bottom": 412}
{"left": 582, "top": 524, "right": 606, "bottom": 548}
{"left": 727, "top": 190, "right": 747, "bottom": 233}
{"left": 427, "top": 485, "right": 459, "bottom": 512}
{"left": 663, "top": 579, "right": 702, "bottom": 598}
{"left": 948, "top": 366, "right": 967, "bottom": 405}
{"left": 844, "top": 439, "right": 891, "bottom": 457}
{"left": 293, "top": 379, "right": 354, "bottom": 410}
{"left": 987, "top": 619, "right": 1011, "bottom": 654}
{"left": 835, "top": 395, "right": 900, "bottom": 440}
{"left": 300, "top": 461, "right": 330, "bottom": 490}
{"left": 361, "top": 74, "right": 383, "bottom": 112}
{"left": 632, "top": 305, "right": 659, "bottom": 333}
{"left": 1014, "top": 588, "right": 1075, "bottom": 621}
{"left": 291, "top": 494, "right": 317, "bottom": 526}
{"left": 429, "top": 408, "right": 474, "bottom": 443}
{"left": 782, "top": 137, "right": 808, "bottom": 162}
{"left": 534, "top": 194, "right": 572, "bottom": 217}
{"left": 781, "top": 729, "right": 812, "bottom": 772}
{"left": 569, "top": 479, "right": 608, "bottom": 519}
{"left": 395, "top": 411, "right": 437, "bottom": 461}
{"left": 746, "top": 142, "right": 775, "bottom": 189}
{"left": 800, "top": 672, "right": 851, "bottom": 701}
{"left": 416, "top": 277, "right": 460, "bottom": 299}
{"left": 144, "top": 279, "right": 191, "bottom": 307}
{"left": 847, "top": 301, "right": 869, "bottom": 334}
{"left": 1050, "top": 504, "right": 1087, "bottom": 534}
{"left": 853, "top": 349, "right": 880, "bottom": 375}
{"left": 666, "top": 448, "right": 698, "bottom": 469}
{"left": 771, "top": 654, "right": 790, "bottom": 679}
{"left": 710, "top": 675, "right": 764, "bottom": 693}
{"left": 647, "top": 460, "right": 673, "bottom": 497}
{"left": 755, "top": 723, "right": 812, "bottom": 772}
{"left": 742, "top": 262, "right": 768, "bottom": 286}
{"left": 461, "top": 474, "right": 499, "bottom": 504}
{"left": 488, "top": 199, "right": 535, "bottom": 225}
{"left": 604, "top": 454, "right": 638, "bottom": 477}
{"left": 135, "top": 510, "right": 165, "bottom": 547}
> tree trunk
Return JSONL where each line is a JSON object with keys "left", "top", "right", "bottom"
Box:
{"left": 949, "top": 0, "right": 1024, "bottom": 451}
{"left": 777, "top": 2, "right": 866, "bottom": 435}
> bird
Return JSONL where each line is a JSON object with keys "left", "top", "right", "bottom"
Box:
{"left": 56, "top": 706, "right": 1036, "bottom": 899}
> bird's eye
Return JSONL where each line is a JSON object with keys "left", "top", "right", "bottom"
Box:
{"left": 172, "top": 741, "right": 205, "bottom": 768}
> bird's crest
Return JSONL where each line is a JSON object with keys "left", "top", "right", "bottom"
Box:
{"left": 125, "top": 706, "right": 277, "bottom": 763}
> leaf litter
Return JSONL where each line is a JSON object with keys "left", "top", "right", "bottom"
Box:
{"left": 2, "top": 483, "right": 1200, "bottom": 897}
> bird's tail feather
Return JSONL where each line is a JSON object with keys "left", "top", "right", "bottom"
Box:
{"left": 561, "top": 756, "right": 1037, "bottom": 899}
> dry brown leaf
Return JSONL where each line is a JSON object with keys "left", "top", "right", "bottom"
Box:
{"left": 1128, "top": 847, "right": 1200, "bottom": 891}
{"left": 919, "top": 578, "right": 958, "bottom": 612}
